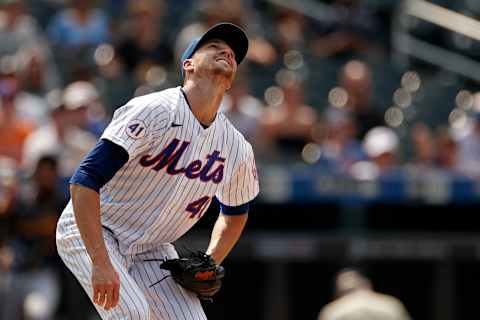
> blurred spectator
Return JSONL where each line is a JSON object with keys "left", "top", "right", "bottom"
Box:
{"left": 103, "top": 0, "right": 128, "bottom": 20}
{"left": 46, "top": 0, "right": 110, "bottom": 82}
{"left": 0, "top": 243, "right": 13, "bottom": 272}
{"left": 94, "top": 43, "right": 136, "bottom": 117}
{"left": 320, "top": 107, "right": 365, "bottom": 172}
{"left": 16, "top": 47, "right": 60, "bottom": 94}
{"left": 0, "top": 156, "right": 17, "bottom": 244}
{"left": 0, "top": 0, "right": 51, "bottom": 56}
{"left": 0, "top": 75, "right": 36, "bottom": 163}
{"left": 0, "top": 0, "right": 60, "bottom": 91}
{"left": 318, "top": 268, "right": 411, "bottom": 320}
{"left": 338, "top": 60, "right": 383, "bottom": 139}
{"left": 10, "top": 54, "right": 54, "bottom": 129}
{"left": 0, "top": 241, "right": 12, "bottom": 318}
{"left": 436, "top": 127, "right": 459, "bottom": 172}
{"left": 311, "top": 0, "right": 382, "bottom": 60}
{"left": 22, "top": 87, "right": 96, "bottom": 184}
{"left": 114, "top": 0, "right": 175, "bottom": 98}
{"left": 0, "top": 156, "right": 18, "bottom": 318}
{"left": 0, "top": 54, "right": 54, "bottom": 126}
{"left": 1, "top": 155, "right": 64, "bottom": 320}
{"left": 115, "top": 0, "right": 173, "bottom": 74}
{"left": 456, "top": 111, "right": 480, "bottom": 178}
{"left": 220, "top": 71, "right": 264, "bottom": 144}
{"left": 62, "top": 80, "right": 107, "bottom": 137}
{"left": 21, "top": 0, "right": 64, "bottom": 28}
{"left": 46, "top": 0, "right": 109, "bottom": 48}
{"left": 196, "top": 0, "right": 245, "bottom": 27}
{"left": 270, "top": 7, "right": 310, "bottom": 55}
{"left": 362, "top": 126, "right": 399, "bottom": 171}
{"left": 410, "top": 122, "right": 436, "bottom": 168}
{"left": 259, "top": 73, "right": 318, "bottom": 160}
{"left": 350, "top": 126, "right": 399, "bottom": 179}
{"left": 17, "top": 155, "right": 67, "bottom": 242}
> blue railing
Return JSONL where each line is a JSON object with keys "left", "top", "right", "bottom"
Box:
{"left": 258, "top": 165, "right": 480, "bottom": 204}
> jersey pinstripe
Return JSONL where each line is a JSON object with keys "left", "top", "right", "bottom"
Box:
{"left": 59, "top": 86, "right": 259, "bottom": 255}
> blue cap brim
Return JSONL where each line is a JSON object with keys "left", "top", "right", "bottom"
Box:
{"left": 181, "top": 22, "right": 249, "bottom": 78}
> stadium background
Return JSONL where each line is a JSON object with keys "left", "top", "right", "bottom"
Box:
{"left": 1, "top": 0, "right": 480, "bottom": 319}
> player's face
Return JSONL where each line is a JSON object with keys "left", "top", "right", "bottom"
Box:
{"left": 190, "top": 39, "right": 237, "bottom": 84}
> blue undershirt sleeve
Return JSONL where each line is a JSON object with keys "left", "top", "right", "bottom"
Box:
{"left": 70, "top": 138, "right": 129, "bottom": 192}
{"left": 219, "top": 201, "right": 250, "bottom": 216}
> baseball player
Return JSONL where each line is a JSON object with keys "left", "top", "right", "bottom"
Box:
{"left": 318, "top": 269, "right": 411, "bottom": 320}
{"left": 56, "top": 22, "right": 259, "bottom": 319}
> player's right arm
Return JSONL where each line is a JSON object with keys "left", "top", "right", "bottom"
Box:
{"left": 70, "top": 139, "right": 129, "bottom": 310}
{"left": 70, "top": 183, "right": 120, "bottom": 310}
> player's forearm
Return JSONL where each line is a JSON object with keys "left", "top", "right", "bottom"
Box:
{"left": 206, "top": 213, "right": 248, "bottom": 265}
{"left": 70, "top": 184, "right": 110, "bottom": 265}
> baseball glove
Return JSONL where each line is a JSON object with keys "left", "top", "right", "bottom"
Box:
{"left": 149, "top": 251, "right": 225, "bottom": 301}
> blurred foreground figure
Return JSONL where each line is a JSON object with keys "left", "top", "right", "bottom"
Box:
{"left": 318, "top": 268, "right": 411, "bottom": 320}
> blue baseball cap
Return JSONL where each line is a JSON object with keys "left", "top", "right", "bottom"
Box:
{"left": 180, "top": 22, "right": 249, "bottom": 78}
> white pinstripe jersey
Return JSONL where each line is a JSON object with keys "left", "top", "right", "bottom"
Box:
{"left": 63, "top": 86, "right": 259, "bottom": 255}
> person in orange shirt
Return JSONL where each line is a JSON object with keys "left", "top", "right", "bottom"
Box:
{"left": 0, "top": 76, "right": 35, "bottom": 164}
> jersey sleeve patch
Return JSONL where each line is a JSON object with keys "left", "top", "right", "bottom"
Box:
{"left": 125, "top": 119, "right": 147, "bottom": 139}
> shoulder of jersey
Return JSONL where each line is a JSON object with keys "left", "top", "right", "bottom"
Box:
{"left": 126, "top": 87, "right": 181, "bottom": 114}
{"left": 217, "top": 113, "right": 252, "bottom": 148}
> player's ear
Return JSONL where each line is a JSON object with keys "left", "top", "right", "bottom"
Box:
{"left": 183, "top": 58, "right": 194, "bottom": 74}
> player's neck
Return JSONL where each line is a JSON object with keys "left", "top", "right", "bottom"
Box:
{"left": 182, "top": 81, "right": 226, "bottom": 127}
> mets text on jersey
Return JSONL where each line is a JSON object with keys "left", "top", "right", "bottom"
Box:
{"left": 139, "top": 138, "right": 225, "bottom": 184}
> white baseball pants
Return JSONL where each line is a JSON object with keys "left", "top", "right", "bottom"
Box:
{"left": 56, "top": 221, "right": 207, "bottom": 320}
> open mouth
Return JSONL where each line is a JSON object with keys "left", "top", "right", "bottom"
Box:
{"left": 216, "top": 58, "right": 232, "bottom": 66}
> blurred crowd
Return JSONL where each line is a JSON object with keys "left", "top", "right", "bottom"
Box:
{"left": 0, "top": 0, "right": 479, "bottom": 318}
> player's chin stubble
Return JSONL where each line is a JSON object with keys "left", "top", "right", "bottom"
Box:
{"left": 210, "top": 65, "right": 235, "bottom": 84}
